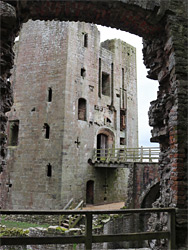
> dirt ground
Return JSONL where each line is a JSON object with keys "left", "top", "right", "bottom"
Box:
{"left": 83, "top": 201, "right": 125, "bottom": 210}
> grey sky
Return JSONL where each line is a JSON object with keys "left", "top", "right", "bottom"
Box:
{"left": 97, "top": 25, "right": 159, "bottom": 147}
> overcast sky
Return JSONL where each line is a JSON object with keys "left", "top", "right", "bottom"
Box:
{"left": 97, "top": 25, "right": 159, "bottom": 147}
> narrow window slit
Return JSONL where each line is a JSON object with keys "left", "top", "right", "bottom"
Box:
{"left": 47, "top": 163, "right": 52, "bottom": 177}
{"left": 48, "top": 87, "right": 52, "bottom": 102}
{"left": 120, "top": 109, "right": 126, "bottom": 131}
{"left": 78, "top": 98, "right": 87, "bottom": 121}
{"left": 8, "top": 120, "right": 19, "bottom": 146}
{"left": 44, "top": 123, "right": 50, "bottom": 139}
{"left": 81, "top": 68, "right": 86, "bottom": 78}
{"left": 84, "top": 33, "right": 88, "bottom": 47}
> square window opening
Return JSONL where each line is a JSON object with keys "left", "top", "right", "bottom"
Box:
{"left": 8, "top": 120, "right": 19, "bottom": 146}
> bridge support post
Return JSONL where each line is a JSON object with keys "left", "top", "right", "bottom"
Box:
{"left": 167, "top": 209, "right": 176, "bottom": 250}
{"left": 85, "top": 213, "right": 92, "bottom": 250}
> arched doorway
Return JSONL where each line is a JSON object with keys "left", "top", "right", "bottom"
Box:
{"left": 96, "top": 128, "right": 114, "bottom": 160}
{"left": 97, "top": 133, "right": 108, "bottom": 159}
{"left": 141, "top": 182, "right": 160, "bottom": 209}
{"left": 86, "top": 180, "right": 94, "bottom": 204}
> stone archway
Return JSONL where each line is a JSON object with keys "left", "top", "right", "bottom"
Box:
{"left": 97, "top": 128, "right": 115, "bottom": 148}
{"left": 96, "top": 128, "right": 115, "bottom": 160}
{"left": 0, "top": 1, "right": 187, "bottom": 248}
{"left": 140, "top": 181, "right": 160, "bottom": 209}
{"left": 139, "top": 182, "right": 160, "bottom": 243}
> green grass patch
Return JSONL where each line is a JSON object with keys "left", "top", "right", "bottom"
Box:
{"left": 1, "top": 216, "right": 50, "bottom": 229}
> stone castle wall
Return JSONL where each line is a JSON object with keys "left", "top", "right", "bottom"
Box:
{"left": 0, "top": 1, "right": 187, "bottom": 248}
{"left": 5, "top": 20, "right": 138, "bottom": 209}
{"left": 126, "top": 163, "right": 160, "bottom": 209}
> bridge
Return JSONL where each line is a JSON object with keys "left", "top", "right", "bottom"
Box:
{"left": 92, "top": 147, "right": 160, "bottom": 167}
{"left": 1, "top": 148, "right": 163, "bottom": 249}
{"left": 91, "top": 147, "right": 160, "bottom": 209}
{"left": 0, "top": 1, "right": 187, "bottom": 249}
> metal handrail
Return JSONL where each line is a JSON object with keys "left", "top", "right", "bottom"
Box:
{"left": 1, "top": 208, "right": 176, "bottom": 250}
{"left": 92, "top": 147, "right": 160, "bottom": 163}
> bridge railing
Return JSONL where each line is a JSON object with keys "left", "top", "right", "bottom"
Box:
{"left": 1, "top": 208, "right": 176, "bottom": 250}
{"left": 92, "top": 147, "right": 160, "bottom": 163}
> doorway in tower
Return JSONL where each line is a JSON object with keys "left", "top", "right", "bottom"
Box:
{"left": 96, "top": 128, "right": 114, "bottom": 160}
{"left": 86, "top": 180, "right": 94, "bottom": 204}
{"left": 97, "top": 133, "right": 108, "bottom": 160}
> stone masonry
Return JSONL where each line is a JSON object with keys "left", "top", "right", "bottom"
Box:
{"left": 0, "top": 1, "right": 187, "bottom": 249}
{"left": 5, "top": 20, "right": 138, "bottom": 209}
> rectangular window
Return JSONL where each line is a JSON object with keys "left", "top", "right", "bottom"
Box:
{"left": 114, "top": 110, "right": 117, "bottom": 130}
{"left": 78, "top": 98, "right": 87, "bottom": 121}
{"left": 111, "top": 63, "right": 114, "bottom": 105}
{"left": 81, "top": 68, "right": 86, "bottom": 78}
{"left": 120, "top": 137, "right": 126, "bottom": 145}
{"left": 47, "top": 163, "right": 52, "bottom": 177}
{"left": 120, "top": 109, "right": 126, "bottom": 131}
{"left": 44, "top": 123, "right": 50, "bottom": 139}
{"left": 122, "top": 68, "right": 125, "bottom": 108}
{"left": 8, "top": 120, "right": 19, "bottom": 146}
{"left": 98, "top": 58, "right": 101, "bottom": 98}
{"left": 84, "top": 33, "right": 88, "bottom": 47}
{"left": 48, "top": 87, "right": 52, "bottom": 102}
{"left": 102, "top": 72, "right": 110, "bottom": 96}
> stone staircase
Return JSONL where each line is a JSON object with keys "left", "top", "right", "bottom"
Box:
{"left": 59, "top": 199, "right": 84, "bottom": 229}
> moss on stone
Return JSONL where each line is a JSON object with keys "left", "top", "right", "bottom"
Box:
{"left": 0, "top": 225, "right": 29, "bottom": 237}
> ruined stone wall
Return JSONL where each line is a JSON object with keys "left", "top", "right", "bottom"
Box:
{"left": 60, "top": 24, "right": 137, "bottom": 206}
{"left": 5, "top": 20, "right": 138, "bottom": 209}
{"left": 0, "top": 0, "right": 187, "bottom": 249}
{"left": 6, "top": 20, "right": 70, "bottom": 209}
{"left": 126, "top": 163, "right": 160, "bottom": 209}
{"left": 142, "top": 2, "right": 188, "bottom": 248}
{"left": 101, "top": 39, "right": 138, "bottom": 148}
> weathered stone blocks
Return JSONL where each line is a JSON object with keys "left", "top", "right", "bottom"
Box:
{"left": 0, "top": 0, "right": 187, "bottom": 249}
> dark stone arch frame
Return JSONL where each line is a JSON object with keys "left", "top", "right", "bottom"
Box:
{"left": 0, "top": 1, "right": 187, "bottom": 248}
{"left": 140, "top": 181, "right": 160, "bottom": 209}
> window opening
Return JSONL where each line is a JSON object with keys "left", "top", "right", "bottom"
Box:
{"left": 102, "top": 72, "right": 110, "bottom": 96}
{"left": 81, "top": 68, "right": 86, "bottom": 78}
{"left": 47, "top": 163, "right": 52, "bottom": 177}
{"left": 120, "top": 109, "right": 126, "bottom": 131}
{"left": 120, "top": 137, "right": 126, "bottom": 145}
{"left": 111, "top": 63, "right": 114, "bottom": 105}
{"left": 106, "top": 118, "right": 111, "bottom": 123}
{"left": 84, "top": 33, "right": 88, "bottom": 47}
{"left": 8, "top": 120, "right": 19, "bottom": 146}
{"left": 48, "top": 87, "right": 52, "bottom": 102}
{"left": 97, "top": 133, "right": 108, "bottom": 160}
{"left": 78, "top": 98, "right": 87, "bottom": 121}
{"left": 122, "top": 68, "right": 125, "bottom": 108}
{"left": 98, "top": 58, "right": 101, "bottom": 98}
{"left": 114, "top": 110, "right": 117, "bottom": 130}
{"left": 44, "top": 123, "right": 50, "bottom": 139}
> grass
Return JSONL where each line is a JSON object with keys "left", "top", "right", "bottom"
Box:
{"left": 1, "top": 216, "right": 50, "bottom": 229}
